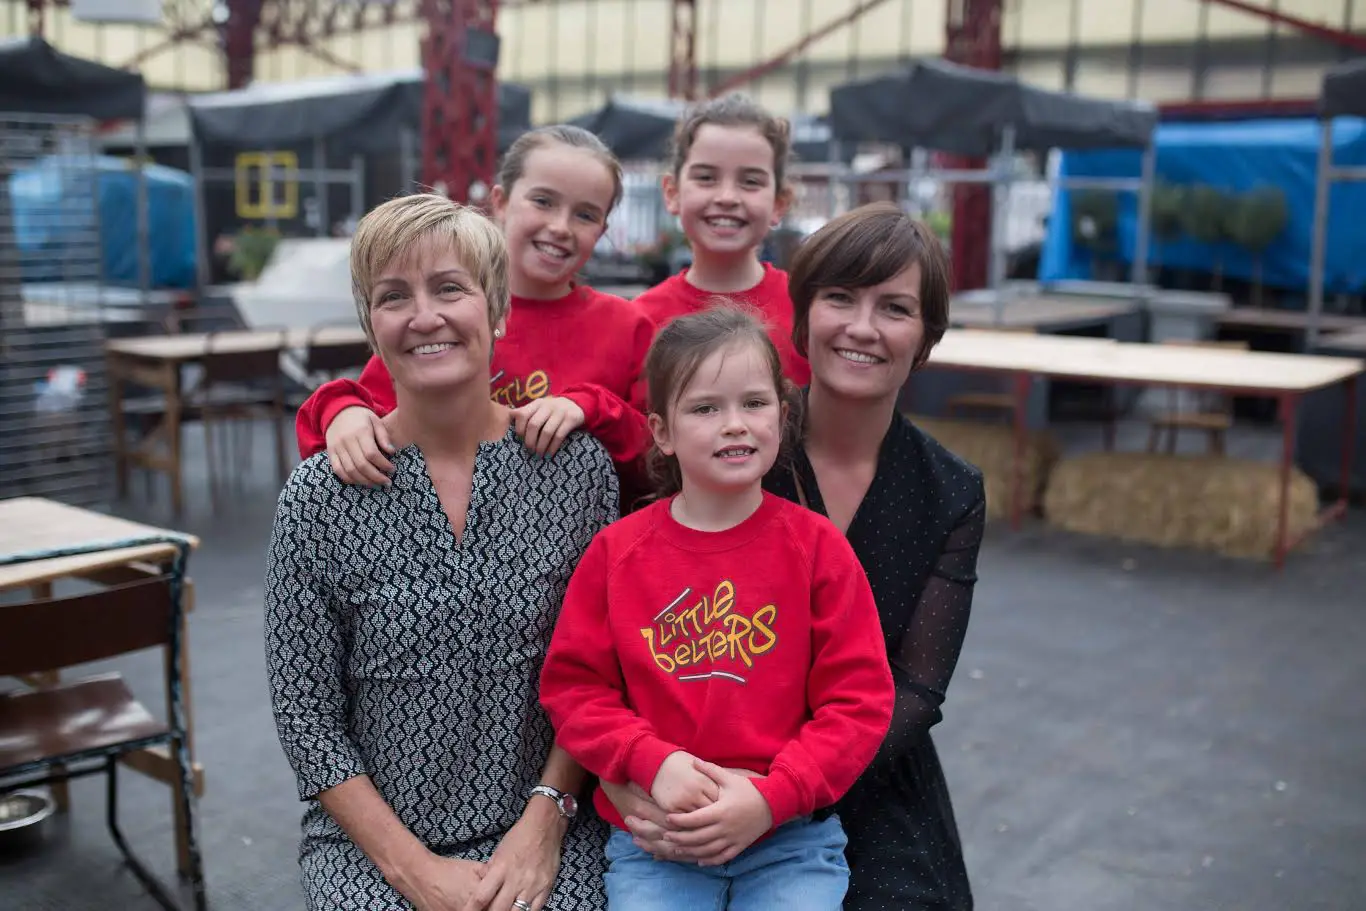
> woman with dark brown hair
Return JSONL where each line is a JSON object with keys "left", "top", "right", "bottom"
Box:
{"left": 601, "top": 202, "right": 984, "bottom": 910}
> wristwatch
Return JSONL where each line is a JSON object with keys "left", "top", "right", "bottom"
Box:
{"left": 529, "top": 784, "right": 578, "bottom": 820}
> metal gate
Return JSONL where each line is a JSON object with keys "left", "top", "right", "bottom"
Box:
{"left": 0, "top": 113, "right": 113, "bottom": 507}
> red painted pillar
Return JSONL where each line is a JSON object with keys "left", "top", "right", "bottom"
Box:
{"left": 222, "top": 0, "right": 262, "bottom": 89}
{"left": 421, "top": 0, "right": 501, "bottom": 205}
{"left": 944, "top": 0, "right": 1002, "bottom": 292}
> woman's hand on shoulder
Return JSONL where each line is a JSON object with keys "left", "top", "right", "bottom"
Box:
{"left": 325, "top": 405, "right": 396, "bottom": 487}
{"left": 511, "top": 396, "right": 585, "bottom": 458}
{"left": 460, "top": 798, "right": 567, "bottom": 911}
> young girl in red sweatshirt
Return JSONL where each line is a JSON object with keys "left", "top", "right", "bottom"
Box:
{"left": 633, "top": 93, "right": 811, "bottom": 387}
{"left": 294, "top": 125, "right": 655, "bottom": 500}
{"left": 539, "top": 306, "right": 893, "bottom": 910}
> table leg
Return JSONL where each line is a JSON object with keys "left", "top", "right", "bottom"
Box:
{"left": 1011, "top": 372, "right": 1030, "bottom": 529}
{"left": 26, "top": 582, "right": 71, "bottom": 812}
{"left": 107, "top": 353, "right": 130, "bottom": 499}
{"left": 164, "top": 580, "right": 197, "bottom": 877}
{"left": 166, "top": 364, "right": 185, "bottom": 516}
{"left": 1274, "top": 393, "right": 1299, "bottom": 570}
{"left": 1339, "top": 376, "right": 1358, "bottom": 507}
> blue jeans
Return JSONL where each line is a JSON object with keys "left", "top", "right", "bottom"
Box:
{"left": 604, "top": 814, "right": 850, "bottom": 911}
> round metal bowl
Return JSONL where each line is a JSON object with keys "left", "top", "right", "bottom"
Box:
{"left": 0, "top": 790, "right": 56, "bottom": 854}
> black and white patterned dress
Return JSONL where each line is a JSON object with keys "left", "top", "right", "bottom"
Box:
{"left": 265, "top": 426, "right": 618, "bottom": 910}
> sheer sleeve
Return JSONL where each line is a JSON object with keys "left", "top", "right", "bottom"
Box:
{"left": 866, "top": 493, "right": 985, "bottom": 776}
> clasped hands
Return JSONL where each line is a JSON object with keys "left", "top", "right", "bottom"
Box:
{"left": 403, "top": 799, "right": 566, "bottom": 911}
{"left": 606, "top": 751, "right": 774, "bottom": 868}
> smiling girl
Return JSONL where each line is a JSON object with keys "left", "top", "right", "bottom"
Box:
{"left": 296, "top": 126, "right": 655, "bottom": 502}
{"left": 539, "top": 305, "right": 892, "bottom": 911}
{"left": 633, "top": 94, "right": 811, "bottom": 387}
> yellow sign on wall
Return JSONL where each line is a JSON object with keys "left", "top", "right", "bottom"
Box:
{"left": 235, "top": 151, "right": 299, "bottom": 219}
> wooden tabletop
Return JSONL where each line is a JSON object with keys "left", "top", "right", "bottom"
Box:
{"left": 950, "top": 296, "right": 1136, "bottom": 330}
{"left": 1319, "top": 326, "right": 1366, "bottom": 353}
{"left": 0, "top": 497, "right": 199, "bottom": 592}
{"left": 1217, "top": 309, "right": 1366, "bottom": 333}
{"left": 106, "top": 325, "right": 369, "bottom": 362}
{"left": 929, "top": 329, "right": 1366, "bottom": 393}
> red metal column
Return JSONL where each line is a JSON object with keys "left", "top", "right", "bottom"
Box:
{"left": 668, "top": 0, "right": 698, "bottom": 100}
{"left": 26, "top": 0, "right": 45, "bottom": 35}
{"left": 944, "top": 0, "right": 1002, "bottom": 293}
{"left": 421, "top": 0, "right": 501, "bottom": 205}
{"left": 223, "top": 0, "right": 264, "bottom": 90}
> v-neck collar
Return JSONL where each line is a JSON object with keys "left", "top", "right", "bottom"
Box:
{"left": 396, "top": 426, "right": 518, "bottom": 548}
{"left": 793, "top": 404, "right": 903, "bottom": 540}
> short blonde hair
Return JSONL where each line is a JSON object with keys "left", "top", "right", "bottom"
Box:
{"left": 350, "top": 194, "right": 510, "bottom": 347}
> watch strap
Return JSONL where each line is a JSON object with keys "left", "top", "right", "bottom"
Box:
{"left": 529, "top": 784, "right": 575, "bottom": 818}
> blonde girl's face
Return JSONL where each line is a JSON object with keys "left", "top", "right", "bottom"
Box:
{"left": 663, "top": 124, "right": 789, "bottom": 261}
{"left": 492, "top": 144, "right": 614, "bottom": 298}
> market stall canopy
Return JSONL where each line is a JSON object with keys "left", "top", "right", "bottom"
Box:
{"left": 0, "top": 36, "right": 145, "bottom": 121}
{"left": 568, "top": 96, "right": 687, "bottom": 160}
{"left": 1319, "top": 57, "right": 1366, "bottom": 119}
{"left": 829, "top": 58, "right": 1157, "bottom": 157}
{"left": 187, "top": 70, "right": 532, "bottom": 153}
{"left": 569, "top": 94, "right": 841, "bottom": 162}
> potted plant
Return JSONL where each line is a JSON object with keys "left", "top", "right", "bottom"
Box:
{"left": 1224, "top": 186, "right": 1288, "bottom": 307}
{"left": 225, "top": 226, "right": 281, "bottom": 282}
{"left": 1179, "top": 184, "right": 1234, "bottom": 290}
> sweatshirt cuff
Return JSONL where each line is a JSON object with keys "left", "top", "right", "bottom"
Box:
{"left": 318, "top": 393, "right": 375, "bottom": 438}
{"left": 752, "top": 765, "right": 805, "bottom": 829}
{"left": 559, "top": 388, "right": 600, "bottom": 426}
{"left": 625, "top": 734, "right": 681, "bottom": 792}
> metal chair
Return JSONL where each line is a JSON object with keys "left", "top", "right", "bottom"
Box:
{"left": 195, "top": 329, "right": 290, "bottom": 510}
{"left": 0, "top": 556, "right": 205, "bottom": 911}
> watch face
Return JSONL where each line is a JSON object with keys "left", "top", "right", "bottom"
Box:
{"left": 561, "top": 793, "right": 578, "bottom": 817}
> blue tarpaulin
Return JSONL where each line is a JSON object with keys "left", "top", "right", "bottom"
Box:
{"left": 10, "top": 154, "right": 197, "bottom": 289}
{"left": 1040, "top": 118, "right": 1366, "bottom": 296}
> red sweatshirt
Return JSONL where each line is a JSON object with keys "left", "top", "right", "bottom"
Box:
{"left": 539, "top": 492, "right": 894, "bottom": 831}
{"left": 294, "top": 286, "right": 656, "bottom": 489}
{"left": 632, "top": 263, "right": 811, "bottom": 387}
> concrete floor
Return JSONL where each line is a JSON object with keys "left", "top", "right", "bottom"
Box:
{"left": 4, "top": 420, "right": 1365, "bottom": 911}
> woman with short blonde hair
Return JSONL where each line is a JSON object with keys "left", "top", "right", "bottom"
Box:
{"left": 266, "top": 194, "right": 617, "bottom": 911}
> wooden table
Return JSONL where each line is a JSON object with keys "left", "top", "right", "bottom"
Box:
{"left": 0, "top": 497, "right": 202, "bottom": 875}
{"left": 1320, "top": 326, "right": 1366, "bottom": 353}
{"left": 949, "top": 296, "right": 1137, "bottom": 332}
{"left": 1217, "top": 308, "right": 1366, "bottom": 336}
{"left": 927, "top": 330, "right": 1364, "bottom": 567}
{"left": 105, "top": 326, "right": 370, "bottom": 514}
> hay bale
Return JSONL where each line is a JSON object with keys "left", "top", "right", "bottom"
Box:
{"left": 908, "top": 415, "right": 1060, "bottom": 520}
{"left": 1042, "top": 452, "right": 1320, "bottom": 560}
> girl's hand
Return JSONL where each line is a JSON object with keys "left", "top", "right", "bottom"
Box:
{"left": 511, "top": 396, "right": 585, "bottom": 458}
{"left": 662, "top": 759, "right": 773, "bottom": 867}
{"left": 461, "top": 800, "right": 567, "bottom": 911}
{"left": 325, "top": 405, "right": 396, "bottom": 486}
{"left": 651, "top": 751, "right": 721, "bottom": 814}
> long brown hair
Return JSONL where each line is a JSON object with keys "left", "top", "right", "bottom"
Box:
{"left": 643, "top": 304, "right": 794, "bottom": 500}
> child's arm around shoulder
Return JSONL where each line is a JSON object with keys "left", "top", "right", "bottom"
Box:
{"left": 296, "top": 356, "right": 400, "bottom": 489}
{"left": 748, "top": 509, "right": 895, "bottom": 827}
